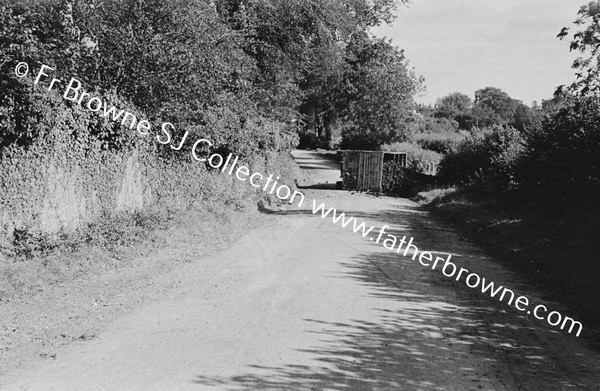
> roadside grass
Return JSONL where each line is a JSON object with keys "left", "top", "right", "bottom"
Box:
{"left": 413, "top": 186, "right": 458, "bottom": 205}
{"left": 417, "top": 187, "right": 600, "bottom": 339}
{"left": 0, "top": 200, "right": 261, "bottom": 300}
{"left": 0, "top": 150, "right": 299, "bottom": 301}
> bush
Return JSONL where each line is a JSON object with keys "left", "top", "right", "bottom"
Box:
{"left": 411, "top": 132, "right": 466, "bottom": 154}
{"left": 438, "top": 125, "right": 526, "bottom": 191}
{"left": 381, "top": 142, "right": 443, "bottom": 175}
{"left": 413, "top": 116, "right": 459, "bottom": 134}
{"left": 382, "top": 162, "right": 410, "bottom": 196}
{"left": 382, "top": 161, "right": 435, "bottom": 196}
{"left": 339, "top": 125, "right": 382, "bottom": 151}
{"left": 0, "top": 0, "right": 305, "bottom": 255}
{"left": 517, "top": 97, "right": 600, "bottom": 207}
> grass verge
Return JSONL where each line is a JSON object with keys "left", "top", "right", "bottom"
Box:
{"left": 0, "top": 199, "right": 264, "bottom": 301}
{"left": 417, "top": 186, "right": 600, "bottom": 343}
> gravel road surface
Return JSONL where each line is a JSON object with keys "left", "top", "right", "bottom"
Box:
{"left": 4, "top": 150, "right": 600, "bottom": 390}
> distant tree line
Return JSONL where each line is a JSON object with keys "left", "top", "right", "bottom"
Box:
{"left": 375, "top": 0, "right": 600, "bottom": 217}
{"left": 430, "top": 88, "right": 541, "bottom": 135}
{"left": 426, "top": 0, "right": 600, "bottom": 218}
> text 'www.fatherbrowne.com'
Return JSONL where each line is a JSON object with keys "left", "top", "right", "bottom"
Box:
{"left": 310, "top": 199, "right": 583, "bottom": 337}
{"left": 14, "top": 60, "right": 583, "bottom": 338}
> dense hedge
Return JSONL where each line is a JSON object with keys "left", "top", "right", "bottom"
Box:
{"left": 0, "top": 0, "right": 306, "bottom": 253}
{"left": 412, "top": 132, "right": 465, "bottom": 155}
{"left": 438, "top": 125, "right": 525, "bottom": 191}
{"left": 0, "top": 0, "right": 419, "bottom": 253}
{"left": 437, "top": 97, "right": 600, "bottom": 208}
{"left": 517, "top": 98, "right": 600, "bottom": 208}
{"left": 0, "top": 132, "right": 296, "bottom": 256}
{"left": 381, "top": 141, "right": 442, "bottom": 175}
{"left": 382, "top": 162, "right": 411, "bottom": 196}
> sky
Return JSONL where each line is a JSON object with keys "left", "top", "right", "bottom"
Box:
{"left": 372, "top": 0, "right": 589, "bottom": 106}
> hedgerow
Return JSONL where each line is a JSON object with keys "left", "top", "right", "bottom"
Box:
{"left": 381, "top": 141, "right": 443, "bottom": 175}
{"left": 0, "top": 0, "right": 306, "bottom": 256}
{"left": 438, "top": 125, "right": 526, "bottom": 191}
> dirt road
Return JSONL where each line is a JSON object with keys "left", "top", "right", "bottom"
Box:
{"left": 3, "top": 150, "right": 600, "bottom": 390}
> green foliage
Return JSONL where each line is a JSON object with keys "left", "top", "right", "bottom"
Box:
{"left": 0, "top": 1, "right": 86, "bottom": 76}
{"left": 0, "top": 0, "right": 417, "bottom": 253}
{"left": 439, "top": 125, "right": 526, "bottom": 191}
{"left": 411, "top": 115, "right": 459, "bottom": 134}
{"left": 339, "top": 33, "right": 422, "bottom": 150}
{"left": 411, "top": 132, "right": 465, "bottom": 155}
{"left": 511, "top": 102, "right": 543, "bottom": 135}
{"left": 382, "top": 161, "right": 410, "bottom": 195}
{"left": 0, "top": 80, "right": 143, "bottom": 153}
{"left": 215, "top": 0, "right": 409, "bottom": 140}
{"left": 418, "top": 3, "right": 600, "bottom": 330}
{"left": 217, "top": 0, "right": 341, "bottom": 121}
{"left": 429, "top": 88, "right": 543, "bottom": 134}
{"left": 558, "top": 0, "right": 600, "bottom": 96}
{"left": 472, "top": 87, "right": 519, "bottom": 127}
{"left": 434, "top": 92, "right": 472, "bottom": 120}
{"left": 0, "top": 0, "right": 291, "bottom": 160}
{"left": 381, "top": 141, "right": 443, "bottom": 175}
{"left": 1, "top": 0, "right": 419, "bottom": 158}
{"left": 0, "top": 0, "right": 303, "bottom": 251}
{"left": 382, "top": 161, "right": 436, "bottom": 196}
{"left": 93, "top": 1, "right": 256, "bottom": 127}
{"left": 517, "top": 97, "right": 600, "bottom": 206}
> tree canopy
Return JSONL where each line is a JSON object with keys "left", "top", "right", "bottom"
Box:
{"left": 434, "top": 92, "right": 472, "bottom": 119}
{"left": 558, "top": 0, "right": 600, "bottom": 96}
{"left": 1, "top": 0, "right": 422, "bottom": 154}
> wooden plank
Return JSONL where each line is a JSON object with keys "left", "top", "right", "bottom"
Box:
{"left": 376, "top": 151, "right": 383, "bottom": 192}
{"left": 358, "top": 152, "right": 365, "bottom": 191}
{"left": 341, "top": 150, "right": 399, "bottom": 192}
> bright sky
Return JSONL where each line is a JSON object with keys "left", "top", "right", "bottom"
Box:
{"left": 372, "top": 0, "right": 589, "bottom": 106}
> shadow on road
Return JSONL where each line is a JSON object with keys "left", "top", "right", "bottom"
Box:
{"left": 191, "top": 253, "right": 565, "bottom": 389}
{"left": 296, "top": 182, "right": 341, "bottom": 190}
{"left": 194, "top": 201, "right": 596, "bottom": 390}
{"left": 192, "top": 273, "right": 487, "bottom": 390}
{"left": 293, "top": 149, "right": 342, "bottom": 191}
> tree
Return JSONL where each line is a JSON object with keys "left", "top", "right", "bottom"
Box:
{"left": 472, "top": 87, "right": 519, "bottom": 128}
{"left": 214, "top": 0, "right": 412, "bottom": 145}
{"left": 434, "top": 92, "right": 472, "bottom": 119}
{"left": 0, "top": 0, "right": 277, "bottom": 159}
{"left": 339, "top": 33, "right": 422, "bottom": 150}
{"left": 518, "top": 97, "right": 600, "bottom": 205}
{"left": 558, "top": 0, "right": 600, "bottom": 96}
{"left": 512, "top": 102, "right": 542, "bottom": 136}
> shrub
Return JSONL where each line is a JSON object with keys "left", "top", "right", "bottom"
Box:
{"left": 382, "top": 161, "right": 434, "bottom": 196}
{"left": 414, "top": 116, "right": 459, "bottom": 134}
{"left": 438, "top": 125, "right": 526, "bottom": 191}
{"left": 517, "top": 97, "right": 600, "bottom": 207}
{"left": 339, "top": 125, "right": 382, "bottom": 151}
{"left": 381, "top": 142, "right": 443, "bottom": 175}
{"left": 382, "top": 162, "right": 410, "bottom": 196}
{"left": 411, "top": 131, "right": 466, "bottom": 154}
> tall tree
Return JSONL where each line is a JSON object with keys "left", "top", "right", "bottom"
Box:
{"left": 339, "top": 33, "right": 422, "bottom": 150}
{"left": 472, "top": 87, "right": 518, "bottom": 128}
{"left": 558, "top": 0, "right": 600, "bottom": 96}
{"left": 434, "top": 92, "right": 472, "bottom": 119}
{"left": 215, "top": 0, "right": 412, "bottom": 142}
